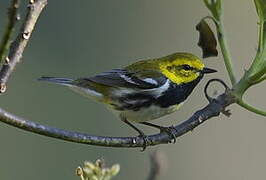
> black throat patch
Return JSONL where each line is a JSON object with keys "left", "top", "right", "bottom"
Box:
{"left": 154, "top": 76, "right": 203, "bottom": 108}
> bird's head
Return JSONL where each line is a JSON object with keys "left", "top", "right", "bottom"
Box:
{"left": 158, "top": 52, "right": 217, "bottom": 84}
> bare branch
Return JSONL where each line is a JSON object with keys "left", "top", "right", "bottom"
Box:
{"left": 0, "top": 90, "right": 235, "bottom": 149}
{"left": 0, "top": 0, "right": 20, "bottom": 64}
{"left": 0, "top": 0, "right": 47, "bottom": 93}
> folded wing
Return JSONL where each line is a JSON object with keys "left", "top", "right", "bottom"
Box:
{"left": 74, "top": 68, "right": 167, "bottom": 90}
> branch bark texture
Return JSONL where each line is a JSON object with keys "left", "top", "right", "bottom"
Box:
{"left": 0, "top": 0, "right": 47, "bottom": 93}
{"left": 0, "top": 0, "right": 20, "bottom": 64}
{"left": 0, "top": 90, "right": 235, "bottom": 148}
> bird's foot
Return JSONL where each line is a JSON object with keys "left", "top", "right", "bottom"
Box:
{"left": 137, "top": 132, "right": 149, "bottom": 152}
{"left": 159, "top": 125, "right": 177, "bottom": 143}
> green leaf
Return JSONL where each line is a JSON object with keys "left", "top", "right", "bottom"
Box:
{"left": 254, "top": 0, "right": 266, "bottom": 20}
{"left": 246, "top": 0, "right": 266, "bottom": 82}
{"left": 196, "top": 19, "right": 218, "bottom": 58}
{"left": 254, "top": 0, "right": 266, "bottom": 51}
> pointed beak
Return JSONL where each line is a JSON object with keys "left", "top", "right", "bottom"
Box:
{"left": 202, "top": 67, "right": 217, "bottom": 74}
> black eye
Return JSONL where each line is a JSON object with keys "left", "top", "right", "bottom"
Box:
{"left": 182, "top": 64, "right": 191, "bottom": 70}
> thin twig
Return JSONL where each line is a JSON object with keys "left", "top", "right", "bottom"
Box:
{"left": 204, "top": 0, "right": 237, "bottom": 85}
{"left": 0, "top": 90, "right": 235, "bottom": 149}
{"left": 216, "top": 21, "right": 237, "bottom": 85}
{"left": 0, "top": 0, "right": 20, "bottom": 64}
{"left": 0, "top": 0, "right": 48, "bottom": 93}
{"left": 237, "top": 99, "right": 266, "bottom": 116}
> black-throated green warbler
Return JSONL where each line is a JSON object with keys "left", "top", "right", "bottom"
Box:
{"left": 39, "top": 52, "right": 216, "bottom": 148}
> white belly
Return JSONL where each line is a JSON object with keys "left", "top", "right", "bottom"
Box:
{"left": 116, "top": 103, "right": 183, "bottom": 123}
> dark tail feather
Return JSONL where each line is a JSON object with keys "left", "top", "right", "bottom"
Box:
{"left": 38, "top": 76, "right": 74, "bottom": 85}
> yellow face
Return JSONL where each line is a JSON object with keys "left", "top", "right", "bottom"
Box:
{"left": 159, "top": 53, "right": 205, "bottom": 84}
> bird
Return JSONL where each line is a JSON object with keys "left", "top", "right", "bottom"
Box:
{"left": 39, "top": 52, "right": 216, "bottom": 150}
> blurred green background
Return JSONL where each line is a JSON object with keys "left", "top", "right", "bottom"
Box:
{"left": 0, "top": 0, "right": 266, "bottom": 180}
